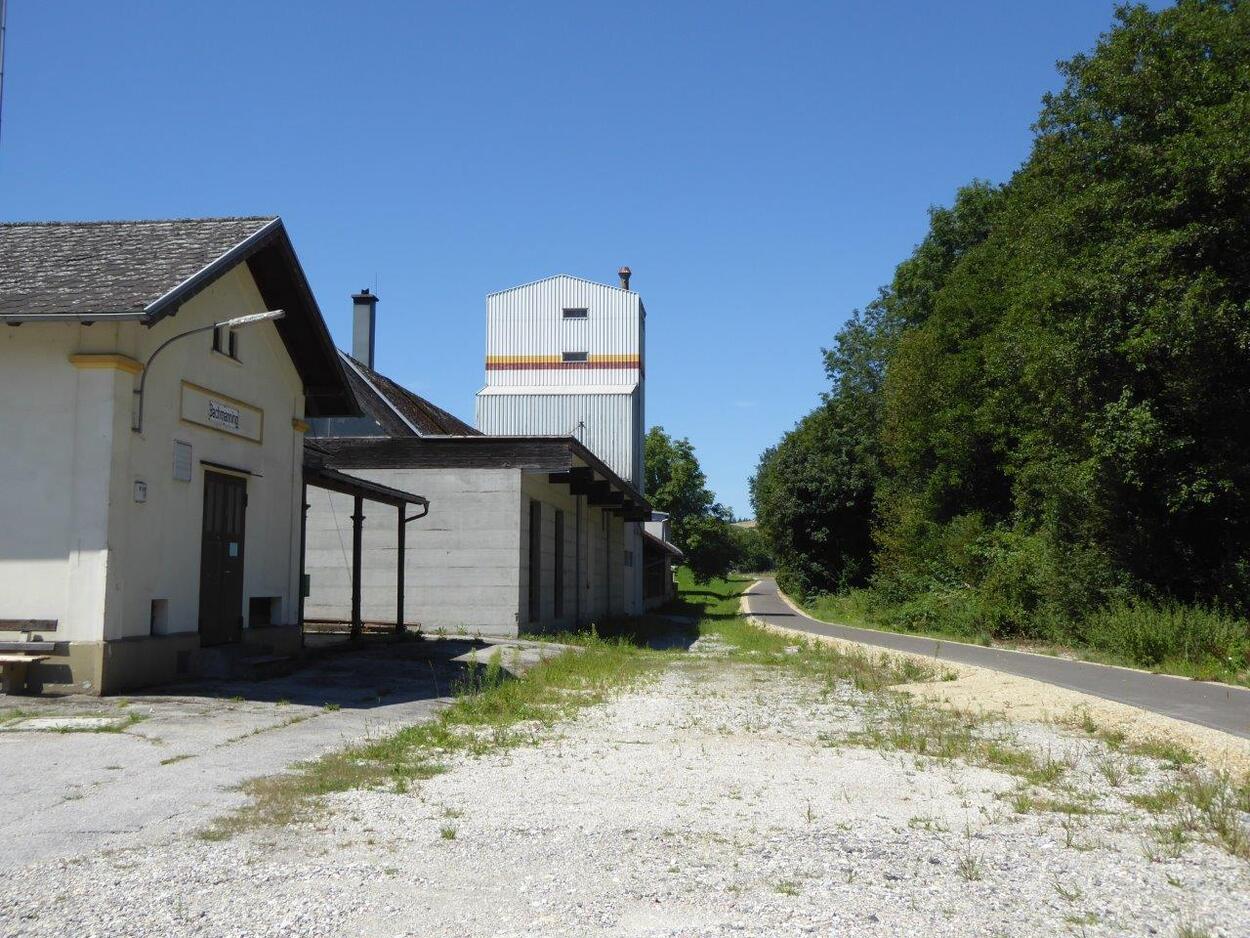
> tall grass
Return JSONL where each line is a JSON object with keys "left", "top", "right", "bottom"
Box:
{"left": 795, "top": 584, "right": 1249, "bottom": 686}
{"left": 1065, "top": 600, "right": 1249, "bottom": 680}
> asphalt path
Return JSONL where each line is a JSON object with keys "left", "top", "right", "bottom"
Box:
{"left": 743, "top": 577, "right": 1250, "bottom": 740}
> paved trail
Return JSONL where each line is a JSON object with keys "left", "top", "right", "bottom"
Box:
{"left": 744, "top": 577, "right": 1250, "bottom": 739}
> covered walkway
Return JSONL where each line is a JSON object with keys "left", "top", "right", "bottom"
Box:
{"left": 302, "top": 458, "right": 429, "bottom": 640}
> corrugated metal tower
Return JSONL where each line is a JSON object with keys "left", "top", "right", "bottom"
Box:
{"left": 476, "top": 269, "right": 647, "bottom": 614}
{"left": 476, "top": 270, "right": 645, "bottom": 489}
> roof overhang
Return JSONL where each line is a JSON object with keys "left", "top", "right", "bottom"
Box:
{"left": 643, "top": 529, "right": 684, "bottom": 560}
{"left": 477, "top": 384, "right": 638, "bottom": 396}
{"left": 304, "top": 464, "right": 429, "bottom": 510}
{"left": 305, "top": 434, "right": 651, "bottom": 521}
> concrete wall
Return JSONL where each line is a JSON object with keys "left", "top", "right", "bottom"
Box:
{"left": 0, "top": 265, "right": 308, "bottom": 692}
{"left": 302, "top": 465, "right": 633, "bottom": 638}
{"left": 520, "top": 472, "right": 627, "bottom": 632}
{"left": 304, "top": 467, "right": 523, "bottom": 637}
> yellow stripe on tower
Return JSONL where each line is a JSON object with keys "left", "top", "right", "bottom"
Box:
{"left": 485, "top": 354, "right": 640, "bottom": 366}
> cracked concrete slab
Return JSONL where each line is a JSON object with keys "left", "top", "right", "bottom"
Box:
{"left": 0, "top": 636, "right": 564, "bottom": 866}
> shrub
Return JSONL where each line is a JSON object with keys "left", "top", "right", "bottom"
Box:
{"left": 1070, "top": 601, "right": 1249, "bottom": 674}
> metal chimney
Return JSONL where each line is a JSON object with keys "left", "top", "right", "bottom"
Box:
{"left": 618, "top": 266, "right": 632, "bottom": 291}
{"left": 351, "top": 289, "right": 378, "bottom": 368}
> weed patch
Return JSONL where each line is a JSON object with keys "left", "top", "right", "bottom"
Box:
{"left": 201, "top": 629, "right": 665, "bottom": 840}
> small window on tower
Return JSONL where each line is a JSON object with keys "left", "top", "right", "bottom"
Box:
{"left": 562, "top": 351, "right": 588, "bottom": 363}
{"left": 562, "top": 307, "right": 588, "bottom": 319}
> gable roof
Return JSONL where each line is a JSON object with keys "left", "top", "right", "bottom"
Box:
{"left": 0, "top": 216, "right": 280, "bottom": 318}
{"left": 0, "top": 216, "right": 357, "bottom": 416}
{"left": 339, "top": 351, "right": 479, "bottom": 437}
{"left": 486, "top": 273, "right": 636, "bottom": 298}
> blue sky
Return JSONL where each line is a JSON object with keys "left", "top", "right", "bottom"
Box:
{"left": 1, "top": 1, "right": 1160, "bottom": 515}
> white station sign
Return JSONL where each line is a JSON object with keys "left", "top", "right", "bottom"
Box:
{"left": 180, "top": 382, "right": 263, "bottom": 443}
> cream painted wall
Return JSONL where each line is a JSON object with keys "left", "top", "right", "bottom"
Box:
{"left": 0, "top": 326, "right": 114, "bottom": 641}
{"left": 107, "top": 266, "right": 306, "bottom": 641}
{"left": 0, "top": 264, "right": 308, "bottom": 646}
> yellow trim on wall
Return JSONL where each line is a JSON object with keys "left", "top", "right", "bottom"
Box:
{"left": 487, "top": 354, "right": 560, "bottom": 364}
{"left": 68, "top": 353, "right": 143, "bottom": 375}
{"left": 485, "top": 354, "right": 640, "bottom": 365}
{"left": 291, "top": 417, "right": 311, "bottom": 433}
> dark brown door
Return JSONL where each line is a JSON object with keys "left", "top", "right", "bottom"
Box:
{"left": 199, "top": 471, "right": 247, "bottom": 645}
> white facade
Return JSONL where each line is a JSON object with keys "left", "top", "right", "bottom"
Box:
{"left": 0, "top": 266, "right": 313, "bottom": 692}
{"left": 476, "top": 275, "right": 645, "bottom": 487}
{"left": 476, "top": 385, "right": 643, "bottom": 490}
{"left": 475, "top": 274, "right": 648, "bottom": 615}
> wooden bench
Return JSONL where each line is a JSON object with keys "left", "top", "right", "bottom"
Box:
{"left": 0, "top": 654, "right": 49, "bottom": 695}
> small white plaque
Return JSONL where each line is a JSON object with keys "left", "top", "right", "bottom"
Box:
{"left": 173, "top": 441, "right": 193, "bottom": 482}
{"left": 133, "top": 480, "right": 148, "bottom": 503}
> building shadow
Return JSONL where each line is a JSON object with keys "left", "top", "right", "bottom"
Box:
{"left": 134, "top": 637, "right": 489, "bottom": 710}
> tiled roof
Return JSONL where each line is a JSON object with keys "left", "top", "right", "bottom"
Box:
{"left": 0, "top": 216, "right": 278, "bottom": 317}
{"left": 340, "top": 352, "right": 480, "bottom": 437}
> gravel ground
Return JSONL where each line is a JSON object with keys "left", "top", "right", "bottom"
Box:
{"left": 4, "top": 638, "right": 1249, "bottom": 938}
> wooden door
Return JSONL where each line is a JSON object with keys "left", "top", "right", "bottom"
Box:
{"left": 199, "top": 471, "right": 247, "bottom": 645}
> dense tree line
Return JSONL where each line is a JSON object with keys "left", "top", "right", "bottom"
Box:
{"left": 645, "top": 426, "right": 739, "bottom": 581}
{"left": 752, "top": 1, "right": 1250, "bottom": 675}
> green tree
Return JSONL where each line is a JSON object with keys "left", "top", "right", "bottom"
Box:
{"left": 645, "top": 426, "right": 737, "bottom": 581}
{"left": 729, "top": 524, "right": 774, "bottom": 573}
{"left": 755, "top": 2, "right": 1250, "bottom": 673}
{"left": 877, "top": 0, "right": 1250, "bottom": 627}
{"left": 751, "top": 399, "right": 875, "bottom": 596}
{"left": 750, "top": 185, "right": 1000, "bottom": 597}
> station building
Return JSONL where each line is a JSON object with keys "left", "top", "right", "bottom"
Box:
{"left": 0, "top": 217, "right": 407, "bottom": 693}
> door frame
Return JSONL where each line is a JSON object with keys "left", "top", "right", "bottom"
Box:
{"left": 198, "top": 469, "right": 248, "bottom": 646}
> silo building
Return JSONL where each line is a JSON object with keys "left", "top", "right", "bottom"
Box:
{"left": 476, "top": 268, "right": 648, "bottom": 616}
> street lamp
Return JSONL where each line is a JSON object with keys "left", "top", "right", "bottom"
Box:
{"left": 131, "top": 309, "right": 285, "bottom": 433}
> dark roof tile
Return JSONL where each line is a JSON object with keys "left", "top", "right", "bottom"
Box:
{"left": 0, "top": 216, "right": 277, "bottom": 317}
{"left": 340, "top": 352, "right": 480, "bottom": 437}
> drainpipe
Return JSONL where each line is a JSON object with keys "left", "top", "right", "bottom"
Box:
{"left": 396, "top": 499, "right": 430, "bottom": 635}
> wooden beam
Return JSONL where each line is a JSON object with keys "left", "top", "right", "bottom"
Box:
{"left": 587, "top": 486, "right": 624, "bottom": 507}
{"left": 312, "top": 436, "right": 576, "bottom": 472}
{"left": 621, "top": 502, "right": 650, "bottom": 522}
{"left": 547, "top": 467, "right": 595, "bottom": 491}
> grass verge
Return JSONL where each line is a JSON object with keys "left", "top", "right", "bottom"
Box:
{"left": 200, "top": 634, "right": 663, "bottom": 840}
{"left": 797, "top": 588, "right": 1250, "bottom": 688}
